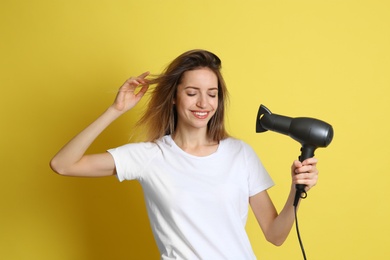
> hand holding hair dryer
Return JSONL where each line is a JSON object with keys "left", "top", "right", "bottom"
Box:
{"left": 256, "top": 104, "right": 334, "bottom": 206}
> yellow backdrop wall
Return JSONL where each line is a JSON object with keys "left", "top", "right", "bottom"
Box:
{"left": 1, "top": 0, "right": 389, "bottom": 259}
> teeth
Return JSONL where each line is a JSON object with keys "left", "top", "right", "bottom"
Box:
{"left": 194, "top": 112, "right": 207, "bottom": 116}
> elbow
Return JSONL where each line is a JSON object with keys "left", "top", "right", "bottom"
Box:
{"left": 267, "top": 239, "right": 284, "bottom": 247}
{"left": 265, "top": 234, "right": 287, "bottom": 247}
{"left": 49, "top": 158, "right": 67, "bottom": 176}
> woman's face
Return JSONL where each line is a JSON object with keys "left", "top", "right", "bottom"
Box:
{"left": 174, "top": 68, "right": 219, "bottom": 132}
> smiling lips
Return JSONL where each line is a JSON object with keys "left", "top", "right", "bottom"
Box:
{"left": 192, "top": 111, "right": 209, "bottom": 119}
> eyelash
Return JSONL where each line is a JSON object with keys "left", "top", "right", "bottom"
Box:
{"left": 187, "top": 93, "right": 217, "bottom": 98}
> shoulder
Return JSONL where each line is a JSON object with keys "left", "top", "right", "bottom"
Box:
{"left": 110, "top": 140, "right": 158, "bottom": 151}
{"left": 108, "top": 140, "right": 162, "bottom": 160}
{"left": 221, "top": 137, "right": 254, "bottom": 151}
{"left": 218, "top": 137, "right": 258, "bottom": 160}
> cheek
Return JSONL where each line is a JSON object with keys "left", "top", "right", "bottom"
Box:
{"left": 212, "top": 98, "right": 219, "bottom": 110}
{"left": 174, "top": 97, "right": 189, "bottom": 114}
{"left": 175, "top": 95, "right": 186, "bottom": 107}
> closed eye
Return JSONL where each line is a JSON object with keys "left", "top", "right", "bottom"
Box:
{"left": 208, "top": 91, "right": 218, "bottom": 98}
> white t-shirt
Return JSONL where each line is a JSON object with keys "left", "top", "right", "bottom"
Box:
{"left": 108, "top": 135, "right": 274, "bottom": 260}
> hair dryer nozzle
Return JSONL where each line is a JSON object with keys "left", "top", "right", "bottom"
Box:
{"left": 256, "top": 104, "right": 272, "bottom": 133}
{"left": 256, "top": 104, "right": 294, "bottom": 136}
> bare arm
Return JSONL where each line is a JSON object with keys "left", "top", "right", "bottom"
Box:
{"left": 50, "top": 72, "right": 150, "bottom": 177}
{"left": 250, "top": 158, "right": 319, "bottom": 246}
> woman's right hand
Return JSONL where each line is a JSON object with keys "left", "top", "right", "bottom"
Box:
{"left": 111, "top": 71, "right": 150, "bottom": 112}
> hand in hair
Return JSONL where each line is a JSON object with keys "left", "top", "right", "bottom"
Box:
{"left": 112, "top": 71, "right": 150, "bottom": 113}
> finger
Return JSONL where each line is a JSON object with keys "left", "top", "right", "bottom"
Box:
{"left": 291, "top": 160, "right": 302, "bottom": 170}
{"left": 136, "top": 84, "right": 149, "bottom": 98}
{"left": 294, "top": 172, "right": 318, "bottom": 185}
{"left": 295, "top": 164, "right": 312, "bottom": 174}
{"left": 120, "top": 78, "right": 146, "bottom": 93}
{"left": 302, "top": 157, "right": 318, "bottom": 166}
{"left": 125, "top": 72, "right": 150, "bottom": 88}
{"left": 295, "top": 171, "right": 317, "bottom": 180}
{"left": 137, "top": 71, "right": 150, "bottom": 79}
{"left": 297, "top": 165, "right": 319, "bottom": 176}
{"left": 123, "top": 77, "right": 141, "bottom": 88}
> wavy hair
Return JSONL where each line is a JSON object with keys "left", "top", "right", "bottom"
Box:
{"left": 138, "top": 49, "right": 229, "bottom": 142}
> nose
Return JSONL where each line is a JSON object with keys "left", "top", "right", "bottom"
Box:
{"left": 196, "top": 94, "right": 207, "bottom": 108}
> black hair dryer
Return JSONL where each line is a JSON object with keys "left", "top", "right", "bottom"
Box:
{"left": 256, "top": 104, "right": 334, "bottom": 206}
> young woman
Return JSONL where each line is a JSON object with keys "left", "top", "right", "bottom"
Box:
{"left": 50, "top": 49, "right": 318, "bottom": 259}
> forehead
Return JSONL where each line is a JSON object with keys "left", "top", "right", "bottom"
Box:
{"left": 179, "top": 68, "right": 218, "bottom": 87}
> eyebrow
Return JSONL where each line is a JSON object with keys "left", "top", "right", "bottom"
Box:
{"left": 184, "top": 86, "right": 218, "bottom": 91}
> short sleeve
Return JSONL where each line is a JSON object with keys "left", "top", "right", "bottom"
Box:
{"left": 107, "top": 142, "right": 159, "bottom": 182}
{"left": 243, "top": 142, "right": 274, "bottom": 197}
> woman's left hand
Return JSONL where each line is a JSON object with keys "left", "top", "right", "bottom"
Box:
{"left": 291, "top": 158, "right": 319, "bottom": 192}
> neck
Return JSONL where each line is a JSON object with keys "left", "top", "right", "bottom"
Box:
{"left": 172, "top": 129, "right": 219, "bottom": 157}
{"left": 172, "top": 130, "right": 212, "bottom": 146}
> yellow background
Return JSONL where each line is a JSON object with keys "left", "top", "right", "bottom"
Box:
{"left": 1, "top": 0, "right": 389, "bottom": 259}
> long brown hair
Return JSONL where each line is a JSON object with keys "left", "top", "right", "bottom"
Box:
{"left": 138, "top": 49, "right": 229, "bottom": 142}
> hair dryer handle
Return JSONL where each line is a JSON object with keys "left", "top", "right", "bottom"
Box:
{"left": 299, "top": 144, "right": 316, "bottom": 162}
{"left": 294, "top": 144, "right": 317, "bottom": 207}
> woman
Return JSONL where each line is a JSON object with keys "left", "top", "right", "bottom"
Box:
{"left": 50, "top": 49, "right": 318, "bottom": 259}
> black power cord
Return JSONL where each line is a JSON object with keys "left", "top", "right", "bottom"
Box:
{"left": 294, "top": 198, "right": 307, "bottom": 260}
